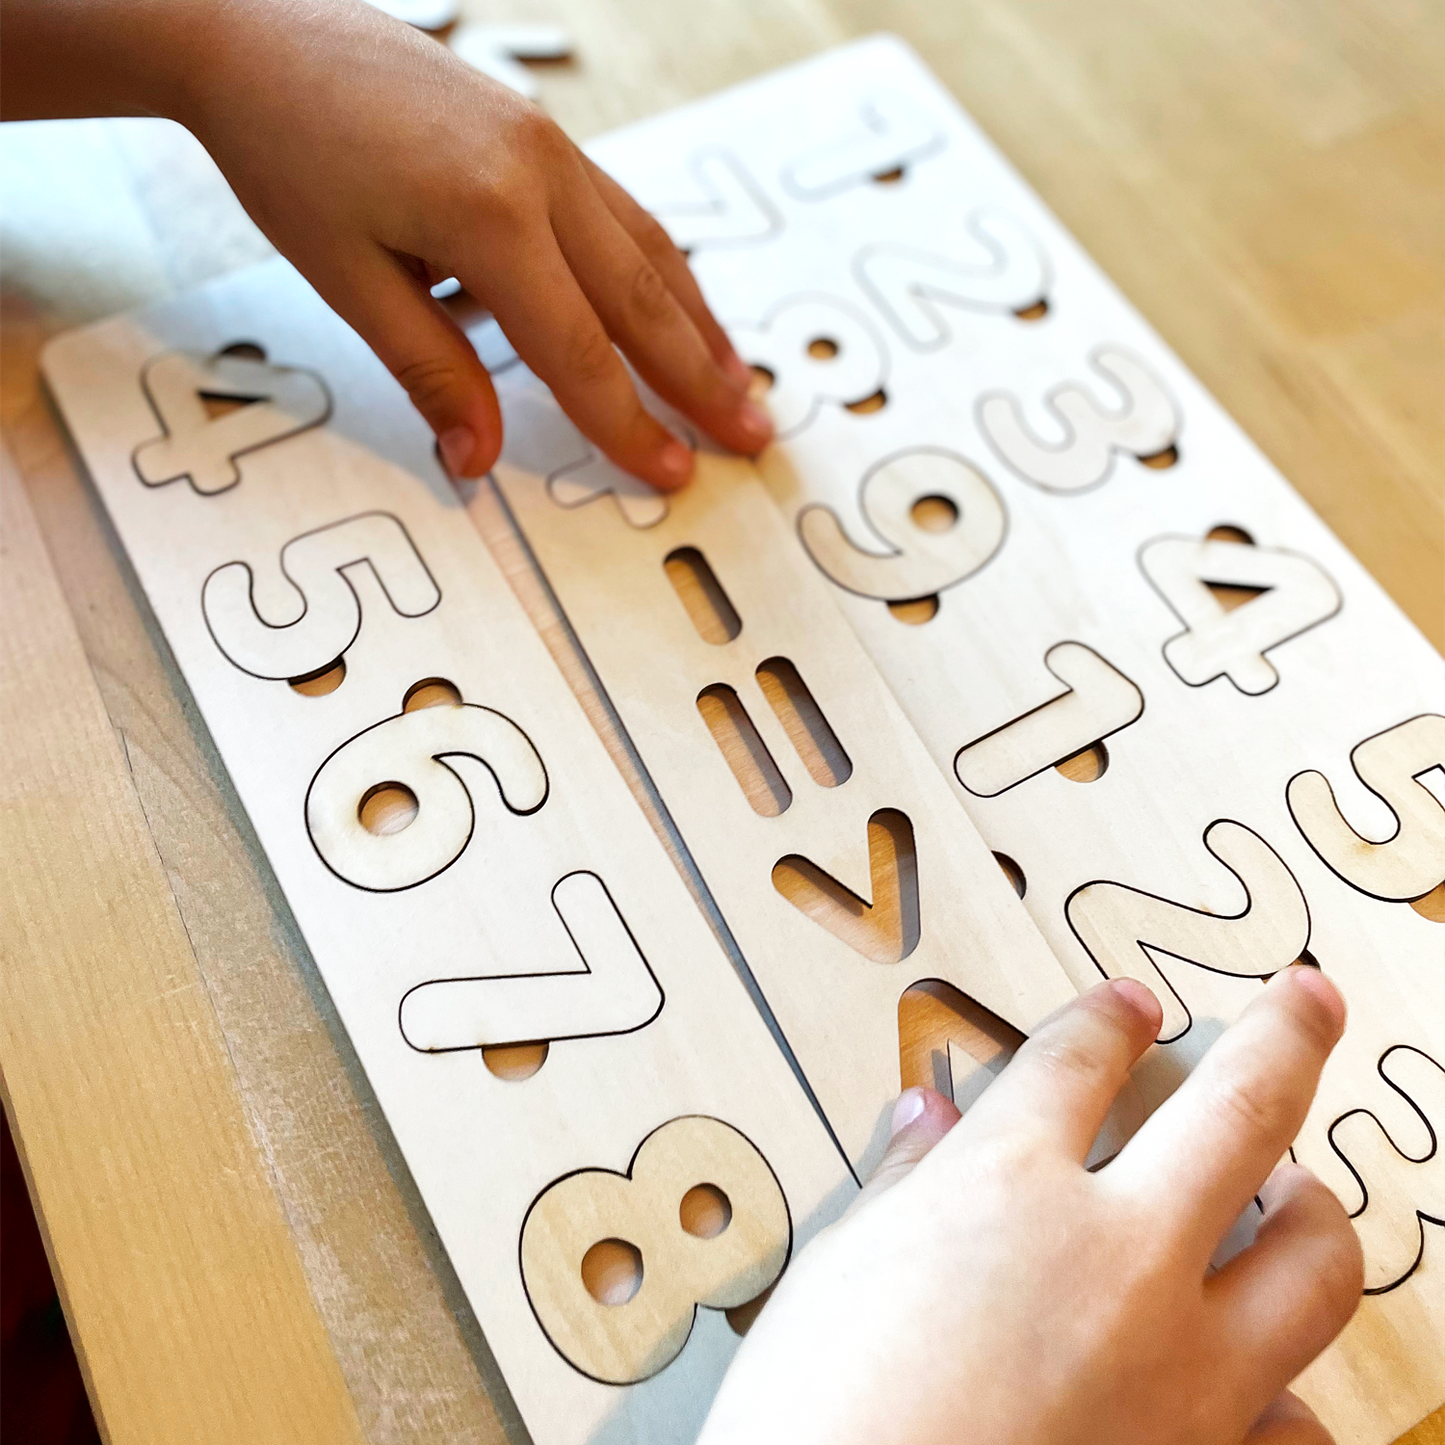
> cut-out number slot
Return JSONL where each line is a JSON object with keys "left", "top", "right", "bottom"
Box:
{"left": 643, "top": 149, "right": 781, "bottom": 254}
{"left": 1140, "top": 535, "right": 1341, "bottom": 694}
{"left": 666, "top": 547, "right": 742, "bottom": 644}
{"left": 1066, "top": 821, "right": 1310, "bottom": 1042}
{"left": 398, "top": 871, "right": 664, "bottom": 1051}
{"left": 772, "top": 809, "right": 919, "bottom": 964}
{"left": 780, "top": 90, "right": 944, "bottom": 198}
{"left": 798, "top": 448, "right": 1005, "bottom": 602}
{"left": 696, "top": 685, "right": 792, "bottom": 818}
{"left": 954, "top": 643, "right": 1143, "bottom": 797}
{"left": 978, "top": 347, "right": 1180, "bottom": 493}
{"left": 133, "top": 348, "right": 330, "bottom": 494}
{"left": 1288, "top": 715, "right": 1445, "bottom": 903}
{"left": 520, "top": 1116, "right": 790, "bottom": 1384}
{"left": 855, "top": 211, "right": 1050, "bottom": 349}
{"left": 755, "top": 657, "right": 852, "bottom": 788}
{"left": 204, "top": 512, "right": 440, "bottom": 681}
{"left": 306, "top": 694, "right": 548, "bottom": 891}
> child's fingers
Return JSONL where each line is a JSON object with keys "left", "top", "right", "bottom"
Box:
{"left": 579, "top": 155, "right": 751, "bottom": 381}
{"left": 316, "top": 250, "right": 503, "bottom": 477}
{"left": 1243, "top": 1390, "right": 1336, "bottom": 1445}
{"left": 1206, "top": 1164, "right": 1362, "bottom": 1394}
{"left": 1108, "top": 967, "right": 1346, "bottom": 1263}
{"left": 460, "top": 239, "right": 694, "bottom": 492}
{"left": 846, "top": 1087, "right": 962, "bottom": 1212}
{"left": 954, "top": 980, "right": 1161, "bottom": 1162}
{"left": 549, "top": 181, "right": 771, "bottom": 457}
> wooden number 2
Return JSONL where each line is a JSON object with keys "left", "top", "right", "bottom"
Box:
{"left": 306, "top": 698, "right": 548, "bottom": 892}
{"left": 1288, "top": 715, "right": 1445, "bottom": 903}
{"left": 521, "top": 1116, "right": 790, "bottom": 1384}
{"left": 203, "top": 512, "right": 440, "bottom": 680}
{"left": 797, "top": 448, "right": 1005, "bottom": 601}
{"left": 1066, "top": 821, "right": 1310, "bottom": 1042}
{"left": 1140, "top": 535, "right": 1341, "bottom": 695}
{"left": 133, "top": 348, "right": 330, "bottom": 494}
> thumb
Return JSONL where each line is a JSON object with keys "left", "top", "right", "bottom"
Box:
{"left": 851, "top": 1087, "right": 961, "bottom": 1212}
{"left": 1243, "top": 1390, "right": 1333, "bottom": 1444}
{"left": 309, "top": 249, "right": 504, "bottom": 478}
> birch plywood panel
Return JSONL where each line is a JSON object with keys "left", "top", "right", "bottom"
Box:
{"left": 585, "top": 35, "right": 1445, "bottom": 1442}
{"left": 39, "top": 261, "right": 855, "bottom": 1445}
{"left": 489, "top": 369, "right": 1077, "bottom": 1176}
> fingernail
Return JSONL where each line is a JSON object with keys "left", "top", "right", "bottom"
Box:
{"left": 723, "top": 351, "right": 754, "bottom": 388}
{"left": 438, "top": 426, "right": 475, "bottom": 476}
{"left": 891, "top": 1088, "right": 927, "bottom": 1136}
{"left": 659, "top": 439, "right": 694, "bottom": 484}
{"left": 1275, "top": 961, "right": 1347, "bottom": 1037}
{"left": 737, "top": 399, "right": 774, "bottom": 447}
{"left": 1107, "top": 976, "right": 1160, "bottom": 1021}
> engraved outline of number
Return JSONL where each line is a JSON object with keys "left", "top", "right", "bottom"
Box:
{"left": 202, "top": 510, "right": 441, "bottom": 680}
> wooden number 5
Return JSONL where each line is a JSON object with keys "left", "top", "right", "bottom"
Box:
{"left": 521, "top": 1116, "right": 791, "bottom": 1384}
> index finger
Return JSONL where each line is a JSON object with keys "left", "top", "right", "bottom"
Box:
{"left": 1107, "top": 965, "right": 1346, "bottom": 1259}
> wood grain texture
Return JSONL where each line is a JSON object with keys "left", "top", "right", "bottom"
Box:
{"left": 0, "top": 0, "right": 1440, "bottom": 1439}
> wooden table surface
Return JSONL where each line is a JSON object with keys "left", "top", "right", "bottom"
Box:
{"left": 1, "top": 1, "right": 1440, "bottom": 1442}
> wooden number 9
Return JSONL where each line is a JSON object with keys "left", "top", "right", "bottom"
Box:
{"left": 520, "top": 1116, "right": 791, "bottom": 1384}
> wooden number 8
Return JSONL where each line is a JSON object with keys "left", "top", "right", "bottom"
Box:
{"left": 520, "top": 1116, "right": 791, "bottom": 1384}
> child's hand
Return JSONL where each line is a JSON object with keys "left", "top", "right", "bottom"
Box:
{"left": 703, "top": 967, "right": 1362, "bottom": 1445}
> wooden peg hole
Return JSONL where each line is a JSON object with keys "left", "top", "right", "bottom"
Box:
{"left": 872, "top": 166, "right": 905, "bottom": 184}
{"left": 289, "top": 658, "right": 346, "bottom": 697}
{"left": 697, "top": 685, "right": 792, "bottom": 816}
{"left": 403, "top": 676, "right": 463, "bottom": 711}
{"left": 482, "top": 1041, "right": 548, "bottom": 1079}
{"left": 665, "top": 546, "right": 742, "bottom": 644}
{"left": 218, "top": 341, "right": 266, "bottom": 361}
{"left": 1137, "top": 445, "right": 1179, "bottom": 469}
{"left": 844, "top": 389, "right": 888, "bottom": 415}
{"left": 993, "top": 852, "right": 1027, "bottom": 898}
{"left": 1409, "top": 882, "right": 1445, "bottom": 923}
{"left": 755, "top": 657, "right": 852, "bottom": 788}
{"left": 726, "top": 1282, "right": 776, "bottom": 1336}
{"left": 1013, "top": 300, "right": 1049, "bottom": 322}
{"left": 581, "top": 1239, "right": 643, "bottom": 1307}
{"left": 910, "top": 495, "right": 958, "bottom": 533}
{"left": 887, "top": 595, "right": 939, "bottom": 625}
{"left": 1055, "top": 741, "right": 1108, "bottom": 783}
{"left": 358, "top": 782, "right": 419, "bottom": 836}
{"left": 200, "top": 392, "right": 262, "bottom": 421}
{"left": 748, "top": 365, "right": 776, "bottom": 399}
{"left": 679, "top": 1183, "right": 732, "bottom": 1239}
{"left": 806, "top": 337, "right": 839, "bottom": 359}
{"left": 1206, "top": 524, "right": 1254, "bottom": 545}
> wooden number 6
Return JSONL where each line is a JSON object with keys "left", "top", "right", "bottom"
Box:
{"left": 521, "top": 1116, "right": 791, "bottom": 1384}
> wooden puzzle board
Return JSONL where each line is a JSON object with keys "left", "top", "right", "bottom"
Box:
{"left": 579, "top": 34, "right": 1445, "bottom": 1441}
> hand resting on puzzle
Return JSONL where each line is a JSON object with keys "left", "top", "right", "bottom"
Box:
{"left": 0, "top": 0, "right": 770, "bottom": 489}
{"left": 702, "top": 967, "right": 1362, "bottom": 1445}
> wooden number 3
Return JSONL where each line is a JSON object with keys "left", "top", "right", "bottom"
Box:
{"left": 521, "top": 1116, "right": 791, "bottom": 1384}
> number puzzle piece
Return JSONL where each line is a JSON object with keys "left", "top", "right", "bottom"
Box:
{"left": 307, "top": 697, "right": 548, "bottom": 891}
{"left": 521, "top": 1116, "right": 790, "bottom": 1384}
{"left": 954, "top": 643, "right": 1144, "bottom": 797}
{"left": 780, "top": 90, "right": 944, "bottom": 197}
{"left": 855, "top": 211, "right": 1050, "bottom": 349}
{"left": 1328, "top": 1046, "right": 1445, "bottom": 1293}
{"left": 732, "top": 295, "right": 888, "bottom": 437}
{"left": 644, "top": 150, "right": 781, "bottom": 254}
{"left": 797, "top": 448, "right": 1005, "bottom": 601}
{"left": 447, "top": 23, "right": 572, "bottom": 99}
{"left": 133, "top": 349, "right": 330, "bottom": 495}
{"left": 1288, "top": 715, "right": 1445, "bottom": 902}
{"left": 978, "top": 347, "right": 1180, "bottom": 493}
{"left": 398, "top": 870, "right": 663, "bottom": 1051}
{"left": 1140, "top": 536, "right": 1341, "bottom": 694}
{"left": 1066, "top": 821, "right": 1310, "bottom": 1042}
{"left": 203, "top": 512, "right": 440, "bottom": 680}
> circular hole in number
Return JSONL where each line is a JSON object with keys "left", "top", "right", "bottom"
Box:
{"left": 403, "top": 676, "right": 462, "bottom": 712}
{"left": 1138, "top": 444, "right": 1180, "bottom": 470}
{"left": 1207, "top": 524, "right": 1254, "bottom": 545}
{"left": 872, "top": 166, "right": 905, "bottom": 185}
{"left": 1409, "top": 881, "right": 1445, "bottom": 923}
{"left": 1055, "top": 741, "right": 1109, "bottom": 783}
{"left": 219, "top": 341, "right": 267, "bottom": 361}
{"left": 910, "top": 494, "right": 958, "bottom": 533}
{"left": 806, "top": 337, "right": 839, "bottom": 359}
{"left": 289, "top": 657, "right": 346, "bottom": 697}
{"left": 581, "top": 1239, "right": 643, "bottom": 1307}
{"left": 359, "top": 782, "right": 419, "bottom": 836}
{"left": 993, "top": 852, "right": 1027, "bottom": 899}
{"left": 1014, "top": 299, "right": 1049, "bottom": 322}
{"left": 749, "top": 364, "right": 776, "bottom": 398}
{"left": 482, "top": 1041, "right": 549, "bottom": 1079}
{"left": 887, "top": 595, "right": 939, "bottom": 625}
{"left": 679, "top": 1184, "right": 732, "bottom": 1239}
{"left": 844, "top": 388, "right": 888, "bottom": 415}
